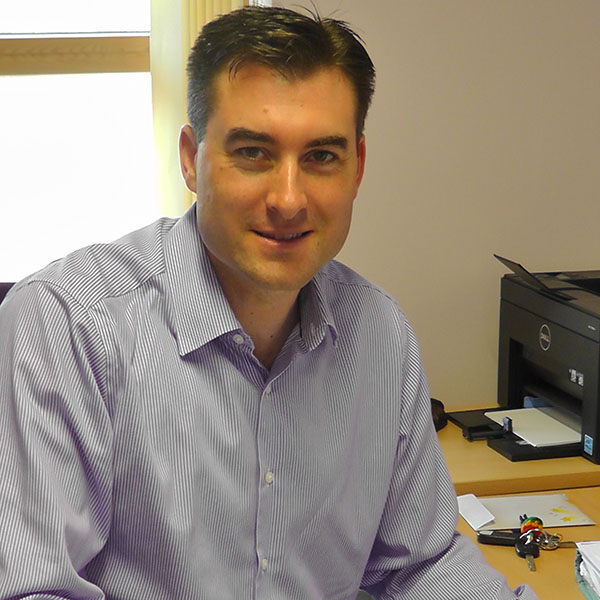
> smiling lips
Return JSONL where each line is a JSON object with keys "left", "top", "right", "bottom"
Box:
{"left": 255, "top": 230, "right": 309, "bottom": 241}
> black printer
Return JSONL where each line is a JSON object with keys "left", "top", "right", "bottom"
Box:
{"left": 449, "top": 255, "right": 600, "bottom": 464}
{"left": 495, "top": 255, "right": 600, "bottom": 464}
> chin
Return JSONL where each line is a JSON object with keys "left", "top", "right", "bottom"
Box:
{"left": 259, "top": 279, "right": 310, "bottom": 294}
{"left": 251, "top": 270, "right": 315, "bottom": 294}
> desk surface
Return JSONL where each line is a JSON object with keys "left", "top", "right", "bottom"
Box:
{"left": 439, "top": 419, "right": 600, "bottom": 496}
{"left": 457, "top": 486, "right": 600, "bottom": 599}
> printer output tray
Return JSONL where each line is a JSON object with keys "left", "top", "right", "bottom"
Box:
{"left": 487, "top": 435, "right": 581, "bottom": 461}
{"left": 447, "top": 408, "right": 581, "bottom": 461}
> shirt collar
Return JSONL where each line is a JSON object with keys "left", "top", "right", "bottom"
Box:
{"left": 298, "top": 272, "right": 339, "bottom": 351}
{"left": 164, "top": 204, "right": 241, "bottom": 356}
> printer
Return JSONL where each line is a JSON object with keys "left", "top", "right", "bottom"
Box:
{"left": 448, "top": 255, "right": 600, "bottom": 464}
{"left": 494, "top": 255, "right": 600, "bottom": 464}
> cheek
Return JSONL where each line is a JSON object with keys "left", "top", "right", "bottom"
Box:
{"left": 196, "top": 177, "right": 262, "bottom": 241}
{"left": 208, "top": 166, "right": 266, "bottom": 208}
{"left": 317, "top": 194, "right": 355, "bottom": 254}
{"left": 334, "top": 206, "right": 354, "bottom": 245}
{"left": 334, "top": 193, "right": 356, "bottom": 238}
{"left": 316, "top": 184, "right": 356, "bottom": 223}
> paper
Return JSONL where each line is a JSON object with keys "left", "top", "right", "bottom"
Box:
{"left": 577, "top": 542, "right": 600, "bottom": 596}
{"left": 473, "top": 493, "right": 595, "bottom": 531}
{"left": 484, "top": 407, "right": 581, "bottom": 447}
{"left": 457, "top": 494, "right": 494, "bottom": 530}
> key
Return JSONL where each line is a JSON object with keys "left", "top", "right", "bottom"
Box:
{"left": 515, "top": 537, "right": 539, "bottom": 571}
{"left": 539, "top": 531, "right": 577, "bottom": 551}
{"left": 477, "top": 529, "right": 521, "bottom": 546}
{"left": 540, "top": 537, "right": 577, "bottom": 550}
{"left": 545, "top": 540, "right": 577, "bottom": 549}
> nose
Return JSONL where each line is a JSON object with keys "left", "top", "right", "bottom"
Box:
{"left": 265, "top": 159, "right": 307, "bottom": 220}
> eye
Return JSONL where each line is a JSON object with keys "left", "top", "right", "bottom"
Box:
{"left": 235, "top": 146, "right": 268, "bottom": 161}
{"left": 307, "top": 149, "right": 337, "bottom": 164}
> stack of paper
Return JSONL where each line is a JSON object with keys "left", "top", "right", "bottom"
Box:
{"left": 483, "top": 407, "right": 581, "bottom": 447}
{"left": 577, "top": 542, "right": 600, "bottom": 599}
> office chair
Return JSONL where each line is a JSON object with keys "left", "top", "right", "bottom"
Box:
{"left": 0, "top": 282, "right": 14, "bottom": 304}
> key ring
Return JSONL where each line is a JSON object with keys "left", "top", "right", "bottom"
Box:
{"left": 519, "top": 528, "right": 543, "bottom": 545}
{"left": 539, "top": 530, "right": 562, "bottom": 551}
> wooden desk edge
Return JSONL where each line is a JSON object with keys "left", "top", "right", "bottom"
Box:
{"left": 440, "top": 419, "right": 600, "bottom": 496}
{"left": 454, "top": 471, "right": 600, "bottom": 497}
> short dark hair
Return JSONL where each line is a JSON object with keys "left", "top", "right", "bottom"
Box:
{"left": 186, "top": 6, "right": 376, "bottom": 142}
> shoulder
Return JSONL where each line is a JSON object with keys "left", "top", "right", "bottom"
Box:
{"left": 10, "top": 217, "right": 177, "bottom": 309}
{"left": 314, "top": 259, "right": 411, "bottom": 347}
{"left": 316, "top": 259, "right": 405, "bottom": 320}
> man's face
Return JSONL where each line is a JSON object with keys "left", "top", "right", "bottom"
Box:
{"left": 180, "top": 64, "right": 366, "bottom": 299}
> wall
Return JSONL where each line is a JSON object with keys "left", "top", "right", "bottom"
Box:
{"left": 275, "top": 0, "right": 600, "bottom": 409}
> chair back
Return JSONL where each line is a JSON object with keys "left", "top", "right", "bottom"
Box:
{"left": 0, "top": 282, "right": 14, "bottom": 304}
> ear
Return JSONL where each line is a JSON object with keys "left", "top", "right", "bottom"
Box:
{"left": 179, "top": 124, "right": 198, "bottom": 192}
{"left": 355, "top": 135, "right": 366, "bottom": 188}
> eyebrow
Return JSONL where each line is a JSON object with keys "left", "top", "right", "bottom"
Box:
{"left": 225, "top": 128, "right": 274, "bottom": 145}
{"left": 308, "top": 136, "right": 348, "bottom": 151}
{"left": 224, "top": 128, "right": 349, "bottom": 151}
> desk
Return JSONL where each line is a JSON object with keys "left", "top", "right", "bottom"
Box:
{"left": 458, "top": 486, "right": 600, "bottom": 598}
{"left": 439, "top": 420, "right": 600, "bottom": 496}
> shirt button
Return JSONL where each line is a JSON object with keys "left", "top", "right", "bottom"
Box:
{"left": 261, "top": 557, "right": 269, "bottom": 571}
{"left": 264, "top": 383, "right": 272, "bottom": 395}
{"left": 265, "top": 471, "right": 274, "bottom": 485}
{"left": 232, "top": 333, "right": 244, "bottom": 345}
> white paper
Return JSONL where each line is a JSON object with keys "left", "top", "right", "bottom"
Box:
{"left": 577, "top": 542, "right": 600, "bottom": 596}
{"left": 474, "top": 493, "right": 595, "bottom": 530}
{"left": 484, "top": 407, "right": 581, "bottom": 447}
{"left": 457, "top": 494, "right": 495, "bottom": 530}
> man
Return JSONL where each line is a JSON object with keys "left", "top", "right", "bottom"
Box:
{"left": 0, "top": 7, "right": 536, "bottom": 599}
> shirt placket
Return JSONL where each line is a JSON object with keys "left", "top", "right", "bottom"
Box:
{"left": 254, "top": 378, "right": 276, "bottom": 597}
{"left": 253, "top": 337, "right": 300, "bottom": 599}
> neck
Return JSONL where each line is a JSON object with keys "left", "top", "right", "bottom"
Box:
{"left": 237, "top": 293, "right": 300, "bottom": 369}
{"left": 215, "top": 274, "right": 300, "bottom": 369}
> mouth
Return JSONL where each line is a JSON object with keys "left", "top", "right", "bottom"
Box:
{"left": 254, "top": 230, "right": 310, "bottom": 241}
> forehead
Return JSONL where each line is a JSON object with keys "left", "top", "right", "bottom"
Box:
{"left": 208, "top": 63, "right": 359, "bottom": 143}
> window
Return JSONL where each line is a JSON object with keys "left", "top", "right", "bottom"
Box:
{"left": 0, "top": 0, "right": 150, "bottom": 34}
{"left": 1, "top": 0, "right": 159, "bottom": 282}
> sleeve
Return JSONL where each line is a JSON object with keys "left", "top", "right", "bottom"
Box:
{"left": 360, "top": 320, "right": 539, "bottom": 600}
{"left": 0, "top": 281, "right": 114, "bottom": 599}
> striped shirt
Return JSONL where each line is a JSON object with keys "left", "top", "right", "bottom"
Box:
{"left": 0, "top": 205, "right": 537, "bottom": 599}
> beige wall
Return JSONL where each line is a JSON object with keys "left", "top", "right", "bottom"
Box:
{"left": 276, "top": 0, "right": 600, "bottom": 409}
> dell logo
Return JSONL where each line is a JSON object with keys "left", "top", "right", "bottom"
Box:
{"left": 539, "top": 324, "right": 551, "bottom": 351}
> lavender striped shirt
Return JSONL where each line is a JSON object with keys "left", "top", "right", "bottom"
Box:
{"left": 0, "top": 205, "right": 536, "bottom": 599}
